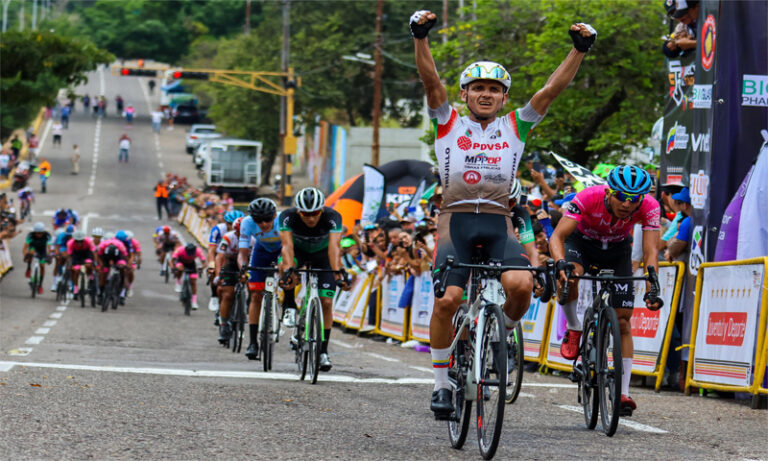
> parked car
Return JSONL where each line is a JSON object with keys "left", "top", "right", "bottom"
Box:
{"left": 173, "top": 104, "right": 200, "bottom": 124}
{"left": 185, "top": 124, "right": 221, "bottom": 153}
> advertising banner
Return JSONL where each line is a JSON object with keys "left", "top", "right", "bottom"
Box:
{"left": 693, "top": 264, "right": 765, "bottom": 387}
{"left": 332, "top": 275, "right": 366, "bottom": 324}
{"left": 409, "top": 274, "right": 434, "bottom": 342}
{"left": 330, "top": 126, "right": 347, "bottom": 192}
{"left": 521, "top": 297, "right": 551, "bottom": 361}
{"left": 378, "top": 274, "right": 407, "bottom": 339}
{"left": 545, "top": 280, "right": 593, "bottom": 368}
{"left": 360, "top": 164, "right": 385, "bottom": 227}
{"left": 345, "top": 274, "right": 373, "bottom": 330}
{"left": 549, "top": 152, "right": 605, "bottom": 188}
{"left": 630, "top": 265, "right": 679, "bottom": 373}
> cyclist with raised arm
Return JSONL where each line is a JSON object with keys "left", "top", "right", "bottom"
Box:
{"left": 278, "top": 187, "right": 348, "bottom": 372}
{"left": 207, "top": 211, "right": 243, "bottom": 313}
{"left": 23, "top": 222, "right": 52, "bottom": 294}
{"left": 172, "top": 243, "right": 206, "bottom": 310}
{"left": 410, "top": 9, "right": 596, "bottom": 418}
{"left": 237, "top": 198, "right": 282, "bottom": 359}
{"left": 215, "top": 217, "right": 244, "bottom": 344}
{"left": 549, "top": 165, "right": 663, "bottom": 414}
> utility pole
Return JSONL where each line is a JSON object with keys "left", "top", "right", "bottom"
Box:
{"left": 244, "top": 0, "right": 251, "bottom": 35}
{"left": 18, "top": 0, "right": 23, "bottom": 31}
{"left": 280, "top": 0, "right": 293, "bottom": 205}
{"left": 371, "top": 0, "right": 383, "bottom": 167}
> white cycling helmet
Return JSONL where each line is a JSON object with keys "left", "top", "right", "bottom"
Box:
{"left": 125, "top": 230, "right": 134, "bottom": 240}
{"left": 459, "top": 61, "right": 511, "bottom": 93}
{"left": 91, "top": 227, "right": 104, "bottom": 237}
{"left": 32, "top": 222, "right": 46, "bottom": 233}
{"left": 509, "top": 179, "right": 522, "bottom": 203}
{"left": 294, "top": 187, "right": 325, "bottom": 213}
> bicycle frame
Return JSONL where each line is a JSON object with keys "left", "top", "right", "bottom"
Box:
{"left": 298, "top": 272, "right": 323, "bottom": 342}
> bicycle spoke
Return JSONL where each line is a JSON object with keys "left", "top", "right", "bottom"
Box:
{"left": 476, "top": 304, "right": 506, "bottom": 460}
{"left": 598, "top": 307, "right": 623, "bottom": 437}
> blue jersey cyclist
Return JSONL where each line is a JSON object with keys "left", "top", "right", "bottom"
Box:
{"left": 207, "top": 210, "right": 243, "bottom": 313}
{"left": 52, "top": 208, "right": 78, "bottom": 230}
{"left": 52, "top": 225, "right": 75, "bottom": 292}
{"left": 235, "top": 197, "right": 282, "bottom": 359}
{"left": 411, "top": 9, "right": 597, "bottom": 419}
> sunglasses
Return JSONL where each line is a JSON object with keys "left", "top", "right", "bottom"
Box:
{"left": 299, "top": 210, "right": 322, "bottom": 217}
{"left": 610, "top": 189, "right": 644, "bottom": 204}
{"left": 254, "top": 215, "right": 274, "bottom": 224}
{"left": 466, "top": 64, "right": 510, "bottom": 80}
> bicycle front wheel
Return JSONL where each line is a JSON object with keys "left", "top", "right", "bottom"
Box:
{"left": 308, "top": 297, "right": 322, "bottom": 384}
{"left": 164, "top": 258, "right": 170, "bottom": 283}
{"left": 476, "top": 304, "right": 507, "bottom": 460}
{"left": 79, "top": 272, "right": 86, "bottom": 308}
{"left": 30, "top": 265, "right": 39, "bottom": 298}
{"left": 448, "top": 304, "right": 472, "bottom": 449}
{"left": 580, "top": 307, "right": 599, "bottom": 430}
{"left": 261, "top": 293, "right": 274, "bottom": 372}
{"left": 296, "top": 314, "right": 308, "bottom": 381}
{"left": 505, "top": 322, "right": 525, "bottom": 404}
{"left": 598, "top": 307, "right": 623, "bottom": 437}
{"left": 232, "top": 292, "right": 245, "bottom": 353}
{"left": 182, "top": 279, "right": 191, "bottom": 316}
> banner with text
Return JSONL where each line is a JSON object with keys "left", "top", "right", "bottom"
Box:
{"left": 408, "top": 274, "right": 434, "bottom": 342}
{"left": 630, "top": 265, "right": 680, "bottom": 373}
{"left": 377, "top": 274, "right": 408, "bottom": 340}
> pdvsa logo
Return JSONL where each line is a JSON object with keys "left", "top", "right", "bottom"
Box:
{"left": 463, "top": 170, "right": 481, "bottom": 184}
{"left": 666, "top": 123, "right": 689, "bottom": 154}
{"left": 701, "top": 15, "right": 716, "bottom": 71}
{"left": 457, "top": 136, "right": 472, "bottom": 151}
{"left": 471, "top": 141, "right": 510, "bottom": 150}
{"left": 465, "top": 153, "right": 501, "bottom": 165}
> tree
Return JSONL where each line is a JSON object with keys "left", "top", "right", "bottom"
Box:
{"left": 432, "top": 0, "right": 667, "bottom": 167}
{"left": 0, "top": 30, "right": 113, "bottom": 139}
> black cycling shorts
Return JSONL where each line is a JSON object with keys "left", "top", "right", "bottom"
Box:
{"left": 71, "top": 251, "right": 94, "bottom": 267}
{"left": 434, "top": 212, "right": 530, "bottom": 289}
{"left": 294, "top": 248, "right": 336, "bottom": 298}
{"left": 219, "top": 260, "right": 240, "bottom": 287}
{"left": 564, "top": 231, "right": 634, "bottom": 309}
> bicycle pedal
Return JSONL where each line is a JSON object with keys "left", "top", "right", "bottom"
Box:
{"left": 433, "top": 411, "right": 454, "bottom": 422}
{"left": 619, "top": 407, "right": 633, "bottom": 417}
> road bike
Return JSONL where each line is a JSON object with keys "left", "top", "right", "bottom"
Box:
{"left": 218, "top": 270, "right": 248, "bottom": 353}
{"left": 27, "top": 253, "right": 45, "bottom": 298}
{"left": 283, "top": 267, "right": 346, "bottom": 385}
{"left": 434, "top": 254, "right": 554, "bottom": 460}
{"left": 179, "top": 268, "right": 201, "bottom": 316}
{"left": 19, "top": 198, "right": 31, "bottom": 220}
{"left": 247, "top": 265, "right": 281, "bottom": 371}
{"left": 74, "top": 263, "right": 97, "bottom": 308}
{"left": 560, "top": 264, "right": 662, "bottom": 437}
{"left": 160, "top": 250, "right": 173, "bottom": 284}
{"left": 100, "top": 263, "right": 123, "bottom": 312}
{"left": 56, "top": 259, "right": 72, "bottom": 303}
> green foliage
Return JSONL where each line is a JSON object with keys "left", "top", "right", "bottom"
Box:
{"left": 0, "top": 30, "right": 113, "bottom": 139}
{"left": 433, "top": 0, "right": 667, "bottom": 167}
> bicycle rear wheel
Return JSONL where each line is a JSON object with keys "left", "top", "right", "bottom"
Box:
{"left": 308, "top": 297, "right": 322, "bottom": 384}
{"left": 476, "top": 304, "right": 507, "bottom": 460}
{"left": 296, "top": 314, "right": 308, "bottom": 381}
{"left": 79, "top": 272, "right": 86, "bottom": 307}
{"left": 598, "top": 306, "right": 623, "bottom": 437}
{"left": 182, "top": 278, "right": 192, "bottom": 316}
{"left": 110, "top": 274, "right": 120, "bottom": 310}
{"left": 448, "top": 304, "right": 472, "bottom": 449}
{"left": 164, "top": 257, "right": 170, "bottom": 283}
{"left": 232, "top": 292, "right": 245, "bottom": 353}
{"left": 30, "top": 265, "right": 39, "bottom": 298}
{"left": 261, "top": 293, "right": 273, "bottom": 371}
{"left": 505, "top": 322, "right": 525, "bottom": 404}
{"left": 580, "top": 307, "right": 599, "bottom": 430}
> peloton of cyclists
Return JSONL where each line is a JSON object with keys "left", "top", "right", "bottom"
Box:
{"left": 410, "top": 9, "right": 597, "bottom": 418}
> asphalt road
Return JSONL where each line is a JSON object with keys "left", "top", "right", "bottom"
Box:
{"left": 1, "top": 67, "right": 766, "bottom": 460}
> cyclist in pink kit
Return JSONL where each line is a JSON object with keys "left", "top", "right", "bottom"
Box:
{"left": 172, "top": 243, "right": 206, "bottom": 309}
{"left": 66, "top": 231, "right": 96, "bottom": 294}
{"left": 550, "top": 165, "right": 663, "bottom": 414}
{"left": 97, "top": 236, "right": 129, "bottom": 297}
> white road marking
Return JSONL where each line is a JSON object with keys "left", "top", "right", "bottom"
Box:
{"left": 409, "top": 365, "right": 433, "bottom": 374}
{"left": 49, "top": 313, "right": 63, "bottom": 319}
{"left": 558, "top": 405, "right": 668, "bottom": 434}
{"left": 36, "top": 118, "right": 53, "bottom": 154}
{"left": 523, "top": 382, "right": 577, "bottom": 389}
{"left": 0, "top": 362, "right": 15, "bottom": 371}
{"left": 6, "top": 348, "right": 32, "bottom": 357}
{"left": 43, "top": 320, "right": 57, "bottom": 327}
{"left": 365, "top": 352, "right": 400, "bottom": 363}
{"left": 25, "top": 336, "right": 44, "bottom": 345}
{"left": 87, "top": 67, "right": 105, "bottom": 196}
{"left": 329, "top": 339, "right": 355, "bottom": 349}
{"left": 519, "top": 392, "right": 535, "bottom": 398}
{"left": 34, "top": 328, "right": 50, "bottom": 335}
{"left": 56, "top": 305, "right": 67, "bottom": 311}
{"left": 0, "top": 361, "right": 436, "bottom": 385}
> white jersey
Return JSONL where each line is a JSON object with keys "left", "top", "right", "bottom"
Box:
{"left": 216, "top": 231, "right": 239, "bottom": 260}
{"left": 429, "top": 101, "right": 543, "bottom": 214}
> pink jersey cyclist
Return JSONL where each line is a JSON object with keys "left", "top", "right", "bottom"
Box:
{"left": 98, "top": 238, "right": 128, "bottom": 271}
{"left": 563, "top": 185, "right": 660, "bottom": 243}
{"left": 172, "top": 245, "right": 206, "bottom": 278}
{"left": 67, "top": 236, "right": 96, "bottom": 270}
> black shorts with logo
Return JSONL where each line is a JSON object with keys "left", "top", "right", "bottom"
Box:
{"left": 564, "top": 231, "right": 634, "bottom": 309}
{"left": 219, "top": 260, "right": 240, "bottom": 287}
{"left": 434, "top": 212, "right": 530, "bottom": 289}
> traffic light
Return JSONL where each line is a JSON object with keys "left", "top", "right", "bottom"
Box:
{"left": 171, "top": 70, "right": 209, "bottom": 80}
{"left": 119, "top": 67, "right": 158, "bottom": 77}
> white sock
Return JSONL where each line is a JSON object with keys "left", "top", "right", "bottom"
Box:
{"left": 622, "top": 358, "right": 633, "bottom": 396}
{"left": 504, "top": 313, "right": 518, "bottom": 334}
{"left": 431, "top": 347, "right": 452, "bottom": 392}
{"left": 560, "top": 300, "right": 581, "bottom": 331}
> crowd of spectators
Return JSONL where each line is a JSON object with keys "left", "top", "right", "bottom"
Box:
{"left": 155, "top": 173, "right": 236, "bottom": 223}
{"left": 0, "top": 192, "right": 22, "bottom": 246}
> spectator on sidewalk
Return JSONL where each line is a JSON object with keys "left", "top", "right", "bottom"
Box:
{"left": 151, "top": 108, "right": 164, "bottom": 133}
{"left": 71, "top": 144, "right": 80, "bottom": 175}
{"left": 154, "top": 180, "right": 169, "bottom": 220}
{"left": 10, "top": 135, "right": 22, "bottom": 159}
{"left": 52, "top": 121, "right": 63, "bottom": 148}
{"left": 61, "top": 105, "right": 71, "bottom": 129}
{"left": 0, "top": 149, "right": 10, "bottom": 179}
{"left": 665, "top": 187, "right": 693, "bottom": 262}
{"left": 27, "top": 133, "right": 39, "bottom": 161}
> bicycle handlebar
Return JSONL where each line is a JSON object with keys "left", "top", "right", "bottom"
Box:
{"left": 557, "top": 263, "right": 664, "bottom": 310}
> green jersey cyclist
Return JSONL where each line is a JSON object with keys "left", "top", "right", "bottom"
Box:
{"left": 411, "top": 9, "right": 597, "bottom": 418}
{"left": 278, "top": 187, "right": 349, "bottom": 372}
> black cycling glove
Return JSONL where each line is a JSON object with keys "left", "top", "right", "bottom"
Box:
{"left": 569, "top": 23, "right": 597, "bottom": 52}
{"left": 410, "top": 10, "right": 436, "bottom": 39}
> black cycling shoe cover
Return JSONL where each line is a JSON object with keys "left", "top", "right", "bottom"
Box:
{"left": 430, "top": 388, "right": 454, "bottom": 418}
{"left": 245, "top": 342, "right": 259, "bottom": 360}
